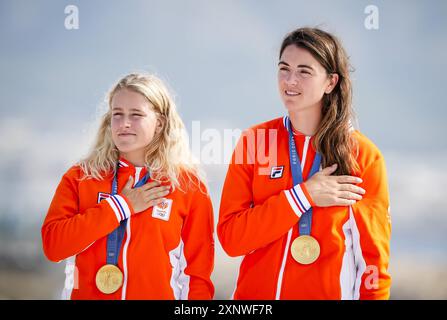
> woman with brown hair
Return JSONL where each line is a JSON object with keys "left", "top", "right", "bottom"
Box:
{"left": 218, "top": 27, "right": 391, "bottom": 299}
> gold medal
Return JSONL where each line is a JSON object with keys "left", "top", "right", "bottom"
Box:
{"left": 95, "top": 264, "right": 123, "bottom": 294}
{"left": 290, "top": 235, "right": 320, "bottom": 265}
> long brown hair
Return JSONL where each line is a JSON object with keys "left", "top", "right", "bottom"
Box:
{"left": 280, "top": 27, "right": 359, "bottom": 175}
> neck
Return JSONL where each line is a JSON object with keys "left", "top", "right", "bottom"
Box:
{"left": 120, "top": 151, "right": 146, "bottom": 167}
{"left": 288, "top": 106, "right": 322, "bottom": 136}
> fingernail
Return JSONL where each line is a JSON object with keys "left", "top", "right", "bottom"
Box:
{"left": 357, "top": 178, "right": 363, "bottom": 183}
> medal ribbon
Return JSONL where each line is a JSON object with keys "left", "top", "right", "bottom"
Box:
{"left": 106, "top": 163, "right": 150, "bottom": 265}
{"left": 288, "top": 120, "right": 321, "bottom": 236}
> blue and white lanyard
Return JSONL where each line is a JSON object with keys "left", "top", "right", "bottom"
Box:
{"left": 288, "top": 121, "right": 321, "bottom": 236}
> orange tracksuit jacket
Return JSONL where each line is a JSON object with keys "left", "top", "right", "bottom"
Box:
{"left": 42, "top": 158, "right": 214, "bottom": 300}
{"left": 218, "top": 116, "right": 391, "bottom": 300}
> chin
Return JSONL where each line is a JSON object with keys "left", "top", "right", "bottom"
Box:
{"left": 283, "top": 100, "right": 315, "bottom": 113}
{"left": 115, "top": 144, "right": 136, "bottom": 154}
{"left": 283, "top": 101, "right": 301, "bottom": 111}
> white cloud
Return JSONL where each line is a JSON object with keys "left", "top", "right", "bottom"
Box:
{"left": 384, "top": 150, "right": 447, "bottom": 224}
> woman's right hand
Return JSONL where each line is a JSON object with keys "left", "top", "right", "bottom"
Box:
{"left": 121, "top": 176, "right": 171, "bottom": 213}
{"left": 303, "top": 164, "right": 365, "bottom": 207}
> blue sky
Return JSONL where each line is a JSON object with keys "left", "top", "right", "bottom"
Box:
{"left": 1, "top": 0, "right": 445, "bottom": 151}
{"left": 1, "top": 0, "right": 446, "bottom": 298}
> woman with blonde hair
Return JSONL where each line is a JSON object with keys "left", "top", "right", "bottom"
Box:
{"left": 218, "top": 27, "right": 391, "bottom": 299}
{"left": 42, "top": 73, "right": 214, "bottom": 299}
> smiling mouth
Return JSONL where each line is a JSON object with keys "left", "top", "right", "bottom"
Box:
{"left": 285, "top": 90, "right": 301, "bottom": 96}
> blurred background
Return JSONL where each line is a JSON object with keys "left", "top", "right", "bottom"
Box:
{"left": 0, "top": 0, "right": 446, "bottom": 299}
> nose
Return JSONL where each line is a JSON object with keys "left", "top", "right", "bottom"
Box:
{"left": 285, "top": 71, "right": 299, "bottom": 86}
{"left": 120, "top": 115, "right": 131, "bottom": 128}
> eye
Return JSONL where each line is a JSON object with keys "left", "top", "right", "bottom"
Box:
{"left": 279, "top": 67, "right": 290, "bottom": 75}
{"left": 132, "top": 113, "right": 143, "bottom": 117}
{"left": 299, "top": 70, "right": 312, "bottom": 77}
{"left": 112, "top": 112, "right": 123, "bottom": 117}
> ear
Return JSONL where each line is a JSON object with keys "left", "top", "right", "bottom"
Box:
{"left": 325, "top": 73, "right": 339, "bottom": 94}
{"left": 155, "top": 116, "right": 164, "bottom": 135}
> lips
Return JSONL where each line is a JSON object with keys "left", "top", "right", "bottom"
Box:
{"left": 285, "top": 90, "right": 301, "bottom": 96}
{"left": 118, "top": 133, "right": 136, "bottom": 137}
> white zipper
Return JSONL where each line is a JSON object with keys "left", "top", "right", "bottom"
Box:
{"left": 134, "top": 167, "right": 143, "bottom": 187}
{"left": 121, "top": 167, "right": 143, "bottom": 299}
{"left": 275, "top": 135, "right": 311, "bottom": 299}
{"left": 301, "top": 136, "right": 310, "bottom": 171}
{"left": 121, "top": 215, "right": 131, "bottom": 300}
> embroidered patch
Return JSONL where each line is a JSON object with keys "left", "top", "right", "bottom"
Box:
{"left": 270, "top": 166, "right": 284, "bottom": 179}
{"left": 152, "top": 199, "right": 173, "bottom": 221}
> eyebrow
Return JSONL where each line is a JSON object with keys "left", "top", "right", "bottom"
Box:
{"left": 112, "top": 107, "right": 146, "bottom": 113}
{"left": 278, "top": 61, "right": 315, "bottom": 71}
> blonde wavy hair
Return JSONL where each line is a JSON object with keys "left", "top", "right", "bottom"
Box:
{"left": 79, "top": 73, "right": 204, "bottom": 191}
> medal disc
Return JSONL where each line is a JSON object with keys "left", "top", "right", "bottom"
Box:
{"left": 95, "top": 264, "right": 123, "bottom": 294}
{"left": 290, "top": 235, "right": 320, "bottom": 265}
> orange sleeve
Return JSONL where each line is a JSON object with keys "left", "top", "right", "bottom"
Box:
{"left": 351, "top": 155, "right": 392, "bottom": 299}
{"left": 181, "top": 183, "right": 215, "bottom": 299}
{"left": 218, "top": 135, "right": 312, "bottom": 257}
{"left": 41, "top": 168, "right": 130, "bottom": 262}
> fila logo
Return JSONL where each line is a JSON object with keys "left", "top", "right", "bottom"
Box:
{"left": 97, "top": 192, "right": 111, "bottom": 203}
{"left": 270, "top": 166, "right": 284, "bottom": 179}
